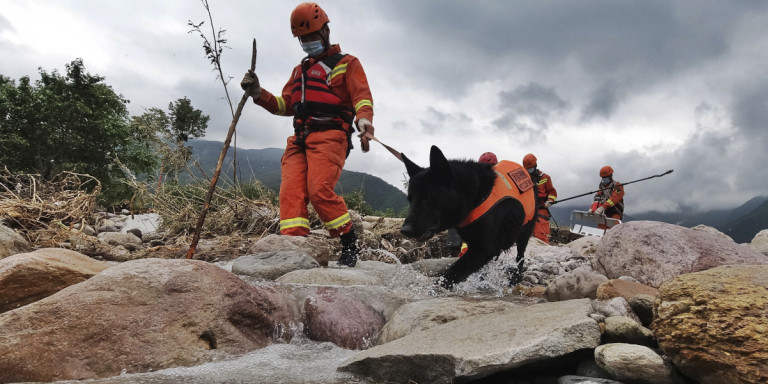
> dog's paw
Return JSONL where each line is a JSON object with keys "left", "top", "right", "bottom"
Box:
{"left": 506, "top": 267, "right": 525, "bottom": 286}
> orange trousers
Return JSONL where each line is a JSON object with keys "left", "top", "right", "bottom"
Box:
{"left": 279, "top": 129, "right": 353, "bottom": 238}
{"left": 533, "top": 208, "right": 551, "bottom": 244}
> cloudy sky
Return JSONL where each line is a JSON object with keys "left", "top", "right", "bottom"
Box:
{"left": 3, "top": 0, "right": 767, "bottom": 214}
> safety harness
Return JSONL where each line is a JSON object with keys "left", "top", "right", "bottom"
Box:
{"left": 458, "top": 161, "right": 537, "bottom": 227}
{"left": 291, "top": 52, "right": 355, "bottom": 157}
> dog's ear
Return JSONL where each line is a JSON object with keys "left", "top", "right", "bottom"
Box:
{"left": 401, "top": 153, "right": 424, "bottom": 178}
{"left": 429, "top": 146, "right": 453, "bottom": 184}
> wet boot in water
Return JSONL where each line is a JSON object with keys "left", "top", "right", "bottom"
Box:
{"left": 338, "top": 231, "right": 359, "bottom": 267}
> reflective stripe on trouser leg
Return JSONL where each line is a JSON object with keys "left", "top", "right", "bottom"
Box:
{"left": 304, "top": 129, "right": 352, "bottom": 238}
{"left": 279, "top": 136, "right": 311, "bottom": 236}
{"left": 279, "top": 217, "right": 310, "bottom": 234}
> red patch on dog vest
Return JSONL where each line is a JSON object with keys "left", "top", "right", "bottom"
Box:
{"left": 507, "top": 168, "right": 533, "bottom": 193}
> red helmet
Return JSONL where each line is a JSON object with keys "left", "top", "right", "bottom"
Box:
{"left": 600, "top": 166, "right": 614, "bottom": 177}
{"left": 290, "top": 2, "right": 330, "bottom": 37}
{"left": 522, "top": 153, "right": 537, "bottom": 169}
{"left": 478, "top": 152, "right": 498, "bottom": 165}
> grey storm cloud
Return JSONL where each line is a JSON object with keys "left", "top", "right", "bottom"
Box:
{"left": 492, "top": 83, "right": 568, "bottom": 141}
{"left": 371, "top": 1, "right": 761, "bottom": 97}
{"left": 418, "top": 106, "right": 472, "bottom": 135}
{"left": 581, "top": 80, "right": 625, "bottom": 121}
{"left": 730, "top": 81, "right": 768, "bottom": 140}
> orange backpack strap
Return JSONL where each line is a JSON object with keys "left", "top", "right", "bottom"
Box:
{"left": 458, "top": 161, "right": 536, "bottom": 227}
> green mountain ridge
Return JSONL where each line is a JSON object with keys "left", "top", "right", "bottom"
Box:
{"left": 185, "top": 139, "right": 408, "bottom": 214}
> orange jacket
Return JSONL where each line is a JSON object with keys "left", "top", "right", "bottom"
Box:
{"left": 255, "top": 44, "right": 373, "bottom": 126}
{"left": 591, "top": 181, "right": 625, "bottom": 218}
{"left": 531, "top": 170, "right": 557, "bottom": 207}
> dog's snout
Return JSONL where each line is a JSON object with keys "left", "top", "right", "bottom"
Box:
{"left": 400, "top": 223, "right": 416, "bottom": 238}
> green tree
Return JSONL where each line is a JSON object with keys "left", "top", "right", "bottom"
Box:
{"left": 168, "top": 97, "right": 209, "bottom": 143}
{"left": 0, "top": 59, "right": 158, "bottom": 202}
{"left": 131, "top": 98, "right": 209, "bottom": 182}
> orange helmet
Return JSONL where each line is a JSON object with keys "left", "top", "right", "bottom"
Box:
{"left": 600, "top": 166, "right": 614, "bottom": 177}
{"left": 290, "top": 2, "right": 330, "bottom": 37}
{"left": 478, "top": 152, "right": 498, "bottom": 165}
{"left": 522, "top": 153, "right": 537, "bottom": 169}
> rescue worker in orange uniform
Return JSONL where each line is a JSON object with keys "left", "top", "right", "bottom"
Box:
{"left": 240, "top": 2, "right": 374, "bottom": 267}
{"left": 587, "top": 166, "right": 625, "bottom": 227}
{"left": 523, "top": 154, "right": 557, "bottom": 244}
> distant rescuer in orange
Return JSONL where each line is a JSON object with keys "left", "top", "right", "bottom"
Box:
{"left": 522, "top": 154, "right": 557, "bottom": 244}
{"left": 587, "top": 166, "right": 625, "bottom": 224}
{"left": 240, "top": 2, "right": 375, "bottom": 267}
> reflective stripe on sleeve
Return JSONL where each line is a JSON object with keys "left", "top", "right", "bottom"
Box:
{"left": 606, "top": 199, "right": 615, "bottom": 207}
{"left": 275, "top": 96, "right": 287, "bottom": 115}
{"left": 354, "top": 99, "right": 373, "bottom": 113}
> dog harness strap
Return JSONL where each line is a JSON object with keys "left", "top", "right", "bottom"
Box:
{"left": 458, "top": 161, "right": 536, "bottom": 227}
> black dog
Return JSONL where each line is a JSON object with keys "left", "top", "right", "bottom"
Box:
{"left": 400, "top": 146, "right": 537, "bottom": 289}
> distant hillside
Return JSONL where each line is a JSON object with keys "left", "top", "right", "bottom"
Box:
{"left": 184, "top": 140, "right": 408, "bottom": 214}
{"left": 720, "top": 199, "right": 768, "bottom": 243}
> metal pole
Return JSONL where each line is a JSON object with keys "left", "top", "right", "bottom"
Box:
{"left": 551, "top": 169, "right": 673, "bottom": 205}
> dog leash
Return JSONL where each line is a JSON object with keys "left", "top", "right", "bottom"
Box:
{"left": 362, "top": 132, "right": 403, "bottom": 162}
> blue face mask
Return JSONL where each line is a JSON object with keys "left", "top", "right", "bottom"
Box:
{"left": 602, "top": 177, "right": 611, "bottom": 184}
{"left": 301, "top": 40, "right": 324, "bottom": 57}
{"left": 527, "top": 167, "right": 536, "bottom": 174}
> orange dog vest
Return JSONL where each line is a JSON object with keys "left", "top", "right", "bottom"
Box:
{"left": 458, "top": 161, "right": 536, "bottom": 227}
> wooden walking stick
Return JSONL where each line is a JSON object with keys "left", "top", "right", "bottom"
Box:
{"left": 186, "top": 38, "right": 257, "bottom": 259}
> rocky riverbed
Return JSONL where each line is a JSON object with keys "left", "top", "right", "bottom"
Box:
{"left": 1, "top": 212, "right": 767, "bottom": 384}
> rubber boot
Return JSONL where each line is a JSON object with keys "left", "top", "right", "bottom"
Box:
{"left": 338, "top": 230, "right": 359, "bottom": 267}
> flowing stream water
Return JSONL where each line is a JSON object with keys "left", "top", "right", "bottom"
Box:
{"left": 55, "top": 251, "right": 537, "bottom": 384}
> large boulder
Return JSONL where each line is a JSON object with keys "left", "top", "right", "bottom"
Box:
{"left": 248, "top": 234, "right": 335, "bottom": 265}
{"left": 276, "top": 260, "right": 392, "bottom": 286}
{"left": 232, "top": 251, "right": 319, "bottom": 280}
{"left": 653, "top": 265, "right": 768, "bottom": 384}
{"left": 339, "top": 299, "right": 600, "bottom": 384}
{"left": 0, "top": 224, "right": 30, "bottom": 259}
{"left": 544, "top": 267, "right": 608, "bottom": 301}
{"left": 0, "top": 258, "right": 299, "bottom": 382}
{"left": 0, "top": 248, "right": 110, "bottom": 313}
{"left": 377, "top": 297, "right": 528, "bottom": 344}
{"left": 594, "top": 221, "right": 768, "bottom": 287}
{"left": 594, "top": 343, "right": 679, "bottom": 384}
{"left": 304, "top": 287, "right": 385, "bottom": 350}
{"left": 750, "top": 229, "right": 768, "bottom": 255}
{"left": 565, "top": 236, "right": 600, "bottom": 258}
